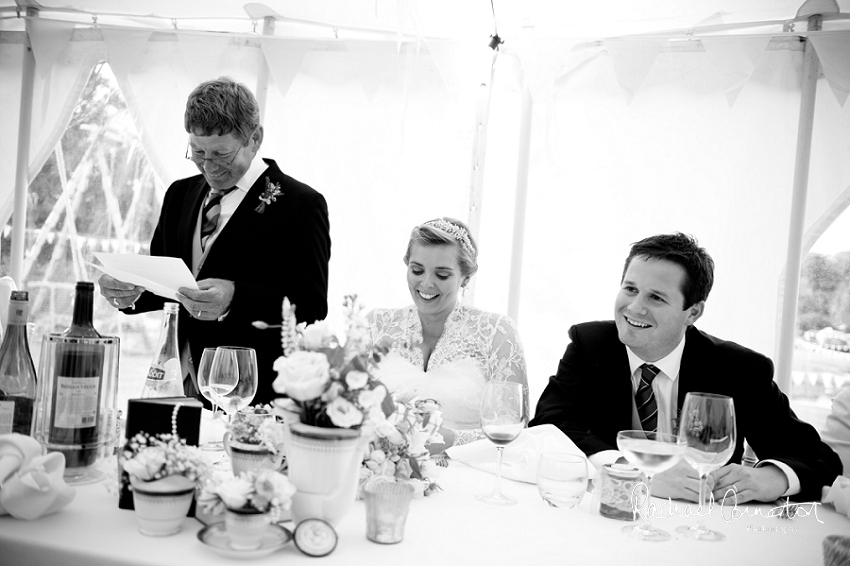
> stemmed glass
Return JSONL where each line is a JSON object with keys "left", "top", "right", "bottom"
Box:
{"left": 476, "top": 382, "right": 526, "bottom": 505}
{"left": 676, "top": 392, "right": 736, "bottom": 541}
{"left": 196, "top": 348, "right": 232, "bottom": 451}
{"left": 617, "top": 430, "right": 687, "bottom": 541}
{"left": 208, "top": 346, "right": 258, "bottom": 419}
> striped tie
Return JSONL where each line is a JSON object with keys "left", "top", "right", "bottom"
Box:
{"left": 635, "top": 364, "right": 659, "bottom": 432}
{"left": 200, "top": 186, "right": 236, "bottom": 250}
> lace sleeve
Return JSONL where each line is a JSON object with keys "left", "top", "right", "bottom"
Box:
{"left": 486, "top": 313, "right": 530, "bottom": 419}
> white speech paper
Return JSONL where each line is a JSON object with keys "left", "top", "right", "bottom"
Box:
{"left": 92, "top": 253, "right": 198, "bottom": 300}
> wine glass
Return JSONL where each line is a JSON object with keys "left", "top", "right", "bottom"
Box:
{"left": 196, "top": 348, "right": 231, "bottom": 451}
{"left": 476, "top": 381, "right": 526, "bottom": 505}
{"left": 617, "top": 430, "right": 687, "bottom": 541}
{"left": 208, "top": 346, "right": 258, "bottom": 419}
{"left": 676, "top": 392, "right": 736, "bottom": 541}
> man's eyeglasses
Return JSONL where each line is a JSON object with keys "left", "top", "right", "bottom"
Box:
{"left": 185, "top": 144, "right": 241, "bottom": 167}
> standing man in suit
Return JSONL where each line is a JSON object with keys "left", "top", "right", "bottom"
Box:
{"left": 530, "top": 233, "right": 841, "bottom": 502}
{"left": 99, "top": 77, "right": 330, "bottom": 405}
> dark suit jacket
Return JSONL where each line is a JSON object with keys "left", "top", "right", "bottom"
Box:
{"left": 529, "top": 321, "right": 842, "bottom": 501}
{"left": 127, "top": 159, "right": 330, "bottom": 405}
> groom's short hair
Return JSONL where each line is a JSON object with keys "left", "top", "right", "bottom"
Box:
{"left": 623, "top": 233, "right": 714, "bottom": 309}
{"left": 184, "top": 77, "right": 259, "bottom": 143}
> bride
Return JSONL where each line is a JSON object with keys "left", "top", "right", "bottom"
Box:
{"left": 368, "top": 217, "right": 528, "bottom": 452}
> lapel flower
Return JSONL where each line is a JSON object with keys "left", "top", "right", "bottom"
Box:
{"left": 255, "top": 176, "right": 283, "bottom": 213}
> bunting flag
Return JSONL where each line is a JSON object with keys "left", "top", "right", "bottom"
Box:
{"left": 604, "top": 38, "right": 666, "bottom": 102}
{"left": 344, "top": 40, "right": 400, "bottom": 102}
{"left": 177, "top": 33, "right": 231, "bottom": 85}
{"left": 702, "top": 36, "right": 770, "bottom": 107}
{"left": 515, "top": 39, "right": 579, "bottom": 105}
{"left": 260, "top": 38, "right": 310, "bottom": 101}
{"left": 102, "top": 27, "right": 152, "bottom": 77}
{"left": 424, "top": 39, "right": 468, "bottom": 95}
{"left": 28, "top": 18, "right": 75, "bottom": 79}
{"left": 810, "top": 34, "right": 850, "bottom": 108}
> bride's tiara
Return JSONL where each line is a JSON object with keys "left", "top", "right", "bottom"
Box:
{"left": 422, "top": 219, "right": 476, "bottom": 259}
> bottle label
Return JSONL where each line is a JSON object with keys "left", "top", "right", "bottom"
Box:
{"left": 53, "top": 376, "right": 100, "bottom": 429}
{"left": 6, "top": 302, "right": 28, "bottom": 326}
{"left": 147, "top": 367, "right": 165, "bottom": 382}
{"left": 0, "top": 401, "right": 13, "bottom": 434}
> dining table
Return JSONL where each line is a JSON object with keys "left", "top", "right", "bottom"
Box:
{"left": 1, "top": 416, "right": 847, "bottom": 566}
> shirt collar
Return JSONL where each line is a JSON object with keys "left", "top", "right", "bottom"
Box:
{"left": 626, "top": 332, "right": 687, "bottom": 381}
{"left": 233, "top": 155, "right": 268, "bottom": 193}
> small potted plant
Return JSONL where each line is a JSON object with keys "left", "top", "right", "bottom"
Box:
{"left": 199, "top": 469, "right": 296, "bottom": 550}
{"left": 121, "top": 432, "right": 209, "bottom": 536}
{"left": 224, "top": 404, "right": 285, "bottom": 475}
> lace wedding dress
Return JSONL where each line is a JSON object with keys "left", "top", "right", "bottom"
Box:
{"left": 368, "top": 302, "right": 527, "bottom": 446}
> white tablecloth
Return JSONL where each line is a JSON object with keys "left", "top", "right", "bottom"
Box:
{"left": 0, "top": 455, "right": 846, "bottom": 566}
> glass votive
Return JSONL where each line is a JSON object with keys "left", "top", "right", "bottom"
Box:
{"left": 537, "top": 452, "right": 588, "bottom": 509}
{"left": 364, "top": 481, "right": 415, "bottom": 544}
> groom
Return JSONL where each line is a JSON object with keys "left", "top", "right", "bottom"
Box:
{"left": 530, "top": 233, "right": 841, "bottom": 502}
{"left": 99, "top": 78, "right": 330, "bottom": 404}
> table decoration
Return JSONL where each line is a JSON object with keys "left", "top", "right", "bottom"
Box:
{"left": 823, "top": 475, "right": 850, "bottom": 518}
{"left": 363, "top": 481, "right": 415, "bottom": 544}
{"left": 197, "top": 522, "right": 292, "bottom": 559}
{"left": 123, "top": 431, "right": 209, "bottom": 536}
{"left": 198, "top": 468, "right": 296, "bottom": 550}
{"left": 256, "top": 294, "right": 393, "bottom": 526}
{"left": 536, "top": 452, "right": 588, "bottom": 509}
{"left": 223, "top": 404, "right": 284, "bottom": 476}
{"left": 361, "top": 396, "right": 443, "bottom": 498}
{"left": 0, "top": 433, "right": 75, "bottom": 520}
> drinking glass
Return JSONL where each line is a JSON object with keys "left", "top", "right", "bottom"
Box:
{"left": 196, "top": 348, "right": 230, "bottom": 451}
{"left": 617, "top": 430, "right": 687, "bottom": 541}
{"left": 208, "top": 347, "right": 258, "bottom": 419}
{"left": 676, "top": 392, "right": 736, "bottom": 541}
{"left": 476, "top": 382, "right": 526, "bottom": 505}
{"left": 537, "top": 452, "right": 588, "bottom": 509}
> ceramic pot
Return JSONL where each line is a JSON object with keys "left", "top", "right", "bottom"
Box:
{"left": 130, "top": 476, "right": 195, "bottom": 536}
{"left": 225, "top": 508, "right": 271, "bottom": 550}
{"left": 223, "top": 435, "right": 283, "bottom": 476}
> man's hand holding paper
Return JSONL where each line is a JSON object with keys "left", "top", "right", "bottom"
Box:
{"left": 178, "top": 279, "right": 234, "bottom": 321}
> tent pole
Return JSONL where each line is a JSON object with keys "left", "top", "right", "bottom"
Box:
{"left": 466, "top": 48, "right": 498, "bottom": 305}
{"left": 11, "top": 7, "right": 38, "bottom": 287}
{"left": 776, "top": 14, "right": 821, "bottom": 394}
{"left": 256, "top": 16, "right": 275, "bottom": 122}
{"left": 506, "top": 85, "right": 532, "bottom": 323}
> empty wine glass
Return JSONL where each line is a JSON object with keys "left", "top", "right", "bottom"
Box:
{"left": 476, "top": 381, "right": 526, "bottom": 505}
{"left": 208, "top": 346, "right": 258, "bottom": 419}
{"left": 537, "top": 452, "right": 588, "bottom": 509}
{"left": 196, "top": 348, "right": 230, "bottom": 451}
{"left": 617, "top": 430, "right": 687, "bottom": 541}
{"left": 676, "top": 392, "right": 736, "bottom": 541}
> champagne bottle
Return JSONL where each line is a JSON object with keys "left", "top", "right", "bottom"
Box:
{"left": 0, "top": 291, "right": 37, "bottom": 435}
{"left": 50, "top": 282, "right": 104, "bottom": 468}
{"left": 141, "top": 302, "right": 184, "bottom": 398}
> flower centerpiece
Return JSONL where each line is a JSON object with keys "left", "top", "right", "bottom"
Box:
{"left": 225, "top": 404, "right": 286, "bottom": 475}
{"left": 362, "top": 396, "right": 444, "bottom": 498}
{"left": 121, "top": 432, "right": 210, "bottom": 536}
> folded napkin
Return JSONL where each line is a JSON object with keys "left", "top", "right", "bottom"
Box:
{"left": 0, "top": 433, "right": 75, "bottom": 520}
{"left": 446, "top": 424, "right": 595, "bottom": 484}
{"left": 823, "top": 476, "right": 850, "bottom": 519}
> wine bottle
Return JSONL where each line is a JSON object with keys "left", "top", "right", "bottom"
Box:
{"left": 0, "top": 290, "right": 37, "bottom": 436}
{"left": 50, "top": 282, "right": 104, "bottom": 468}
{"left": 141, "top": 302, "right": 184, "bottom": 398}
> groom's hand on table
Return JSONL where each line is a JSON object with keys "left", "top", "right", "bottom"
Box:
{"left": 710, "top": 464, "right": 789, "bottom": 504}
{"left": 651, "top": 460, "right": 704, "bottom": 502}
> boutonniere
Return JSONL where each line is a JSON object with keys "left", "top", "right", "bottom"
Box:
{"left": 255, "top": 176, "right": 283, "bottom": 213}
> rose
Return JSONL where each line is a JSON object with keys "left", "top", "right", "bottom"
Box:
{"left": 345, "top": 370, "right": 369, "bottom": 390}
{"left": 358, "top": 385, "right": 387, "bottom": 411}
{"left": 375, "top": 420, "right": 405, "bottom": 445}
{"left": 300, "top": 320, "right": 333, "bottom": 349}
{"left": 272, "top": 351, "right": 331, "bottom": 401}
{"left": 216, "top": 474, "right": 254, "bottom": 510}
{"left": 326, "top": 396, "right": 364, "bottom": 428}
{"left": 123, "top": 447, "right": 167, "bottom": 481}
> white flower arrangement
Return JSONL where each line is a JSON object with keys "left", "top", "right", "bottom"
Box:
{"left": 121, "top": 433, "right": 209, "bottom": 490}
{"left": 199, "top": 469, "right": 296, "bottom": 521}
{"left": 228, "top": 404, "right": 285, "bottom": 455}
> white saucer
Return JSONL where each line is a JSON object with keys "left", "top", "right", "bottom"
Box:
{"left": 197, "top": 522, "right": 292, "bottom": 560}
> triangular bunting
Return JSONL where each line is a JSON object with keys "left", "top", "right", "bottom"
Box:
{"left": 702, "top": 36, "right": 770, "bottom": 108}
{"left": 694, "top": 11, "right": 727, "bottom": 30}
{"left": 604, "top": 39, "right": 665, "bottom": 102}
{"left": 29, "top": 18, "right": 75, "bottom": 79}
{"left": 102, "top": 27, "right": 152, "bottom": 77}
{"left": 515, "top": 39, "right": 579, "bottom": 105}
{"left": 425, "top": 39, "right": 468, "bottom": 94}
{"left": 810, "top": 34, "right": 850, "bottom": 108}
{"left": 177, "top": 33, "right": 231, "bottom": 85}
{"left": 344, "top": 40, "right": 400, "bottom": 102}
{"left": 260, "top": 38, "right": 310, "bottom": 101}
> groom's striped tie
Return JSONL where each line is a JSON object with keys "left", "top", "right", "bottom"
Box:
{"left": 200, "top": 186, "right": 236, "bottom": 250}
{"left": 636, "top": 364, "right": 659, "bottom": 432}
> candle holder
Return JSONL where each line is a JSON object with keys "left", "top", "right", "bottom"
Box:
{"left": 364, "top": 481, "right": 415, "bottom": 544}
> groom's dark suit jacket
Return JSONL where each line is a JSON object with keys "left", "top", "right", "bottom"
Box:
{"left": 129, "top": 158, "right": 330, "bottom": 405}
{"left": 529, "top": 321, "right": 842, "bottom": 501}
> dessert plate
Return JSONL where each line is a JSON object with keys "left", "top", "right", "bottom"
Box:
{"left": 198, "top": 522, "right": 293, "bottom": 560}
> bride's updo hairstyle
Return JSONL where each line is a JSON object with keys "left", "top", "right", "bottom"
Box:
{"left": 404, "top": 217, "right": 479, "bottom": 285}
